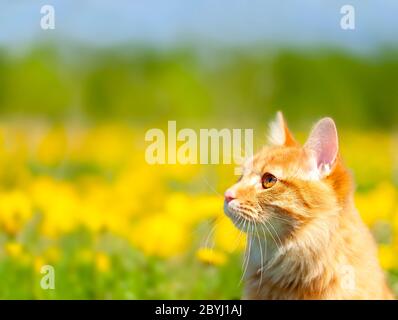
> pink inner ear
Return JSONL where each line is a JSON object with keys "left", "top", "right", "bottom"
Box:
{"left": 317, "top": 138, "right": 338, "bottom": 167}
{"left": 305, "top": 118, "right": 339, "bottom": 168}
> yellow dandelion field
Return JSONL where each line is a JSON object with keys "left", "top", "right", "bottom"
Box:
{"left": 0, "top": 120, "right": 397, "bottom": 298}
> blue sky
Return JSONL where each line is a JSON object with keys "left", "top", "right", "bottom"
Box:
{"left": 0, "top": 0, "right": 397, "bottom": 52}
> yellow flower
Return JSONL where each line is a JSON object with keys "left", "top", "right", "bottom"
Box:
{"left": 196, "top": 248, "right": 227, "bottom": 266}
{"left": 165, "top": 193, "right": 195, "bottom": 225}
{"left": 33, "top": 256, "right": 46, "bottom": 273}
{"left": 341, "top": 132, "right": 393, "bottom": 186}
{"left": 163, "top": 162, "right": 199, "bottom": 181}
{"left": 356, "top": 182, "right": 396, "bottom": 226}
{"left": 393, "top": 208, "right": 398, "bottom": 235}
{"left": 378, "top": 244, "right": 396, "bottom": 270}
{"left": 130, "top": 214, "right": 190, "bottom": 258}
{"left": 36, "top": 126, "right": 68, "bottom": 165}
{"left": 30, "top": 177, "right": 80, "bottom": 237}
{"left": 73, "top": 125, "right": 133, "bottom": 167}
{"left": 95, "top": 252, "right": 111, "bottom": 273}
{"left": 43, "top": 246, "right": 61, "bottom": 263}
{"left": 191, "top": 195, "right": 222, "bottom": 222}
{"left": 0, "top": 190, "right": 32, "bottom": 235}
{"left": 214, "top": 216, "right": 246, "bottom": 253}
{"left": 5, "top": 242, "right": 23, "bottom": 258}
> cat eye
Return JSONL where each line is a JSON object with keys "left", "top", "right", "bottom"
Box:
{"left": 261, "top": 173, "right": 277, "bottom": 189}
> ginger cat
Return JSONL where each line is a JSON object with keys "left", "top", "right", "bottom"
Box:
{"left": 224, "top": 112, "right": 393, "bottom": 299}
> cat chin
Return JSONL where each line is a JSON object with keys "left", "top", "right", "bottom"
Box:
{"left": 224, "top": 202, "right": 252, "bottom": 233}
{"left": 224, "top": 203, "right": 288, "bottom": 237}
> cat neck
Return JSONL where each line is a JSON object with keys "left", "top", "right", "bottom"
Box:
{"left": 245, "top": 207, "right": 344, "bottom": 292}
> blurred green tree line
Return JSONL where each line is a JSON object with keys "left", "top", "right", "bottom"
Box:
{"left": 0, "top": 46, "right": 397, "bottom": 129}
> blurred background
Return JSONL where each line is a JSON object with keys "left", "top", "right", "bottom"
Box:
{"left": 0, "top": 0, "right": 397, "bottom": 299}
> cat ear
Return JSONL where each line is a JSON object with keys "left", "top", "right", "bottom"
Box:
{"left": 268, "top": 111, "right": 297, "bottom": 146}
{"left": 304, "top": 117, "right": 339, "bottom": 178}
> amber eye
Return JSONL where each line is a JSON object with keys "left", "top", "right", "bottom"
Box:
{"left": 261, "top": 173, "right": 277, "bottom": 189}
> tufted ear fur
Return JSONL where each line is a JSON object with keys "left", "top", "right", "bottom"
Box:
{"left": 304, "top": 117, "right": 339, "bottom": 178}
{"left": 268, "top": 111, "right": 297, "bottom": 147}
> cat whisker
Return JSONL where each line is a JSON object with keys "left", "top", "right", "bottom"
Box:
{"left": 203, "top": 215, "right": 223, "bottom": 250}
{"left": 256, "top": 224, "right": 272, "bottom": 275}
{"left": 200, "top": 175, "right": 224, "bottom": 198}
{"left": 238, "top": 218, "right": 248, "bottom": 273}
{"left": 259, "top": 218, "right": 281, "bottom": 256}
{"left": 253, "top": 204, "right": 284, "bottom": 249}
{"left": 264, "top": 218, "right": 283, "bottom": 249}
{"left": 230, "top": 216, "right": 245, "bottom": 252}
{"left": 257, "top": 224, "right": 266, "bottom": 289}
{"left": 236, "top": 206, "right": 256, "bottom": 220}
{"left": 254, "top": 223, "right": 264, "bottom": 293}
{"left": 259, "top": 205, "right": 292, "bottom": 225}
{"left": 240, "top": 220, "right": 249, "bottom": 272}
{"left": 267, "top": 213, "right": 292, "bottom": 225}
{"left": 240, "top": 220, "right": 253, "bottom": 286}
{"left": 256, "top": 222, "right": 286, "bottom": 275}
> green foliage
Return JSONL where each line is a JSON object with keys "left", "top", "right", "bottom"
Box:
{"left": 0, "top": 47, "right": 397, "bottom": 129}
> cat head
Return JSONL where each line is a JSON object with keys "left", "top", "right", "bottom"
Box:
{"left": 224, "top": 112, "right": 351, "bottom": 239}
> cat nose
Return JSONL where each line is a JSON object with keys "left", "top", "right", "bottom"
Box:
{"left": 224, "top": 189, "right": 236, "bottom": 203}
